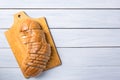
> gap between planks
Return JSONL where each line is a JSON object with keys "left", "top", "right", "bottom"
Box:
{"left": 1, "top": 8, "right": 120, "bottom": 10}
{"left": 2, "top": 46, "right": 120, "bottom": 49}
{"left": 50, "top": 28, "right": 120, "bottom": 29}
{"left": 1, "top": 65, "right": 120, "bottom": 68}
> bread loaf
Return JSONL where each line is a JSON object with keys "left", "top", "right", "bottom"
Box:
{"left": 19, "top": 19, "right": 51, "bottom": 77}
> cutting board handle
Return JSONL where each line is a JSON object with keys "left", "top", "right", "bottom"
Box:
{"left": 14, "top": 11, "right": 29, "bottom": 23}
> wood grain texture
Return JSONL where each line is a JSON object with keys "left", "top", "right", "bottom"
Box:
{"left": 1, "top": 0, "right": 120, "bottom": 8}
{"left": 0, "top": 67, "right": 120, "bottom": 80}
{"left": 1, "top": 0, "right": 120, "bottom": 79}
{"left": 2, "top": 29, "right": 120, "bottom": 48}
{"left": 1, "top": 48, "right": 120, "bottom": 80}
{"left": 1, "top": 48, "right": 120, "bottom": 68}
{"left": 1, "top": 10, "right": 120, "bottom": 28}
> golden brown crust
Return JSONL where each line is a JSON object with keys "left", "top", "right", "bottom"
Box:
{"left": 19, "top": 19, "right": 51, "bottom": 77}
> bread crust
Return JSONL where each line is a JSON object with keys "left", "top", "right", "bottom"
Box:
{"left": 19, "top": 19, "right": 51, "bottom": 77}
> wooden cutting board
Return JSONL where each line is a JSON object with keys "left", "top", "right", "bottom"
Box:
{"left": 4, "top": 11, "right": 61, "bottom": 78}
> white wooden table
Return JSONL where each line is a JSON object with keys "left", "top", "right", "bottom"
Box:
{"left": 1, "top": 0, "right": 120, "bottom": 80}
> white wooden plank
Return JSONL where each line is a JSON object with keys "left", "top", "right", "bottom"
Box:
{"left": 1, "top": 29, "right": 120, "bottom": 48}
{"left": 1, "top": 48, "right": 120, "bottom": 67}
{"left": 0, "top": 67, "right": 120, "bottom": 80}
{"left": 0, "top": 49, "right": 18, "bottom": 67}
{"left": 1, "top": 10, "right": 120, "bottom": 28}
{"left": 1, "top": 0, "right": 120, "bottom": 8}
{"left": 51, "top": 29, "right": 120, "bottom": 47}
